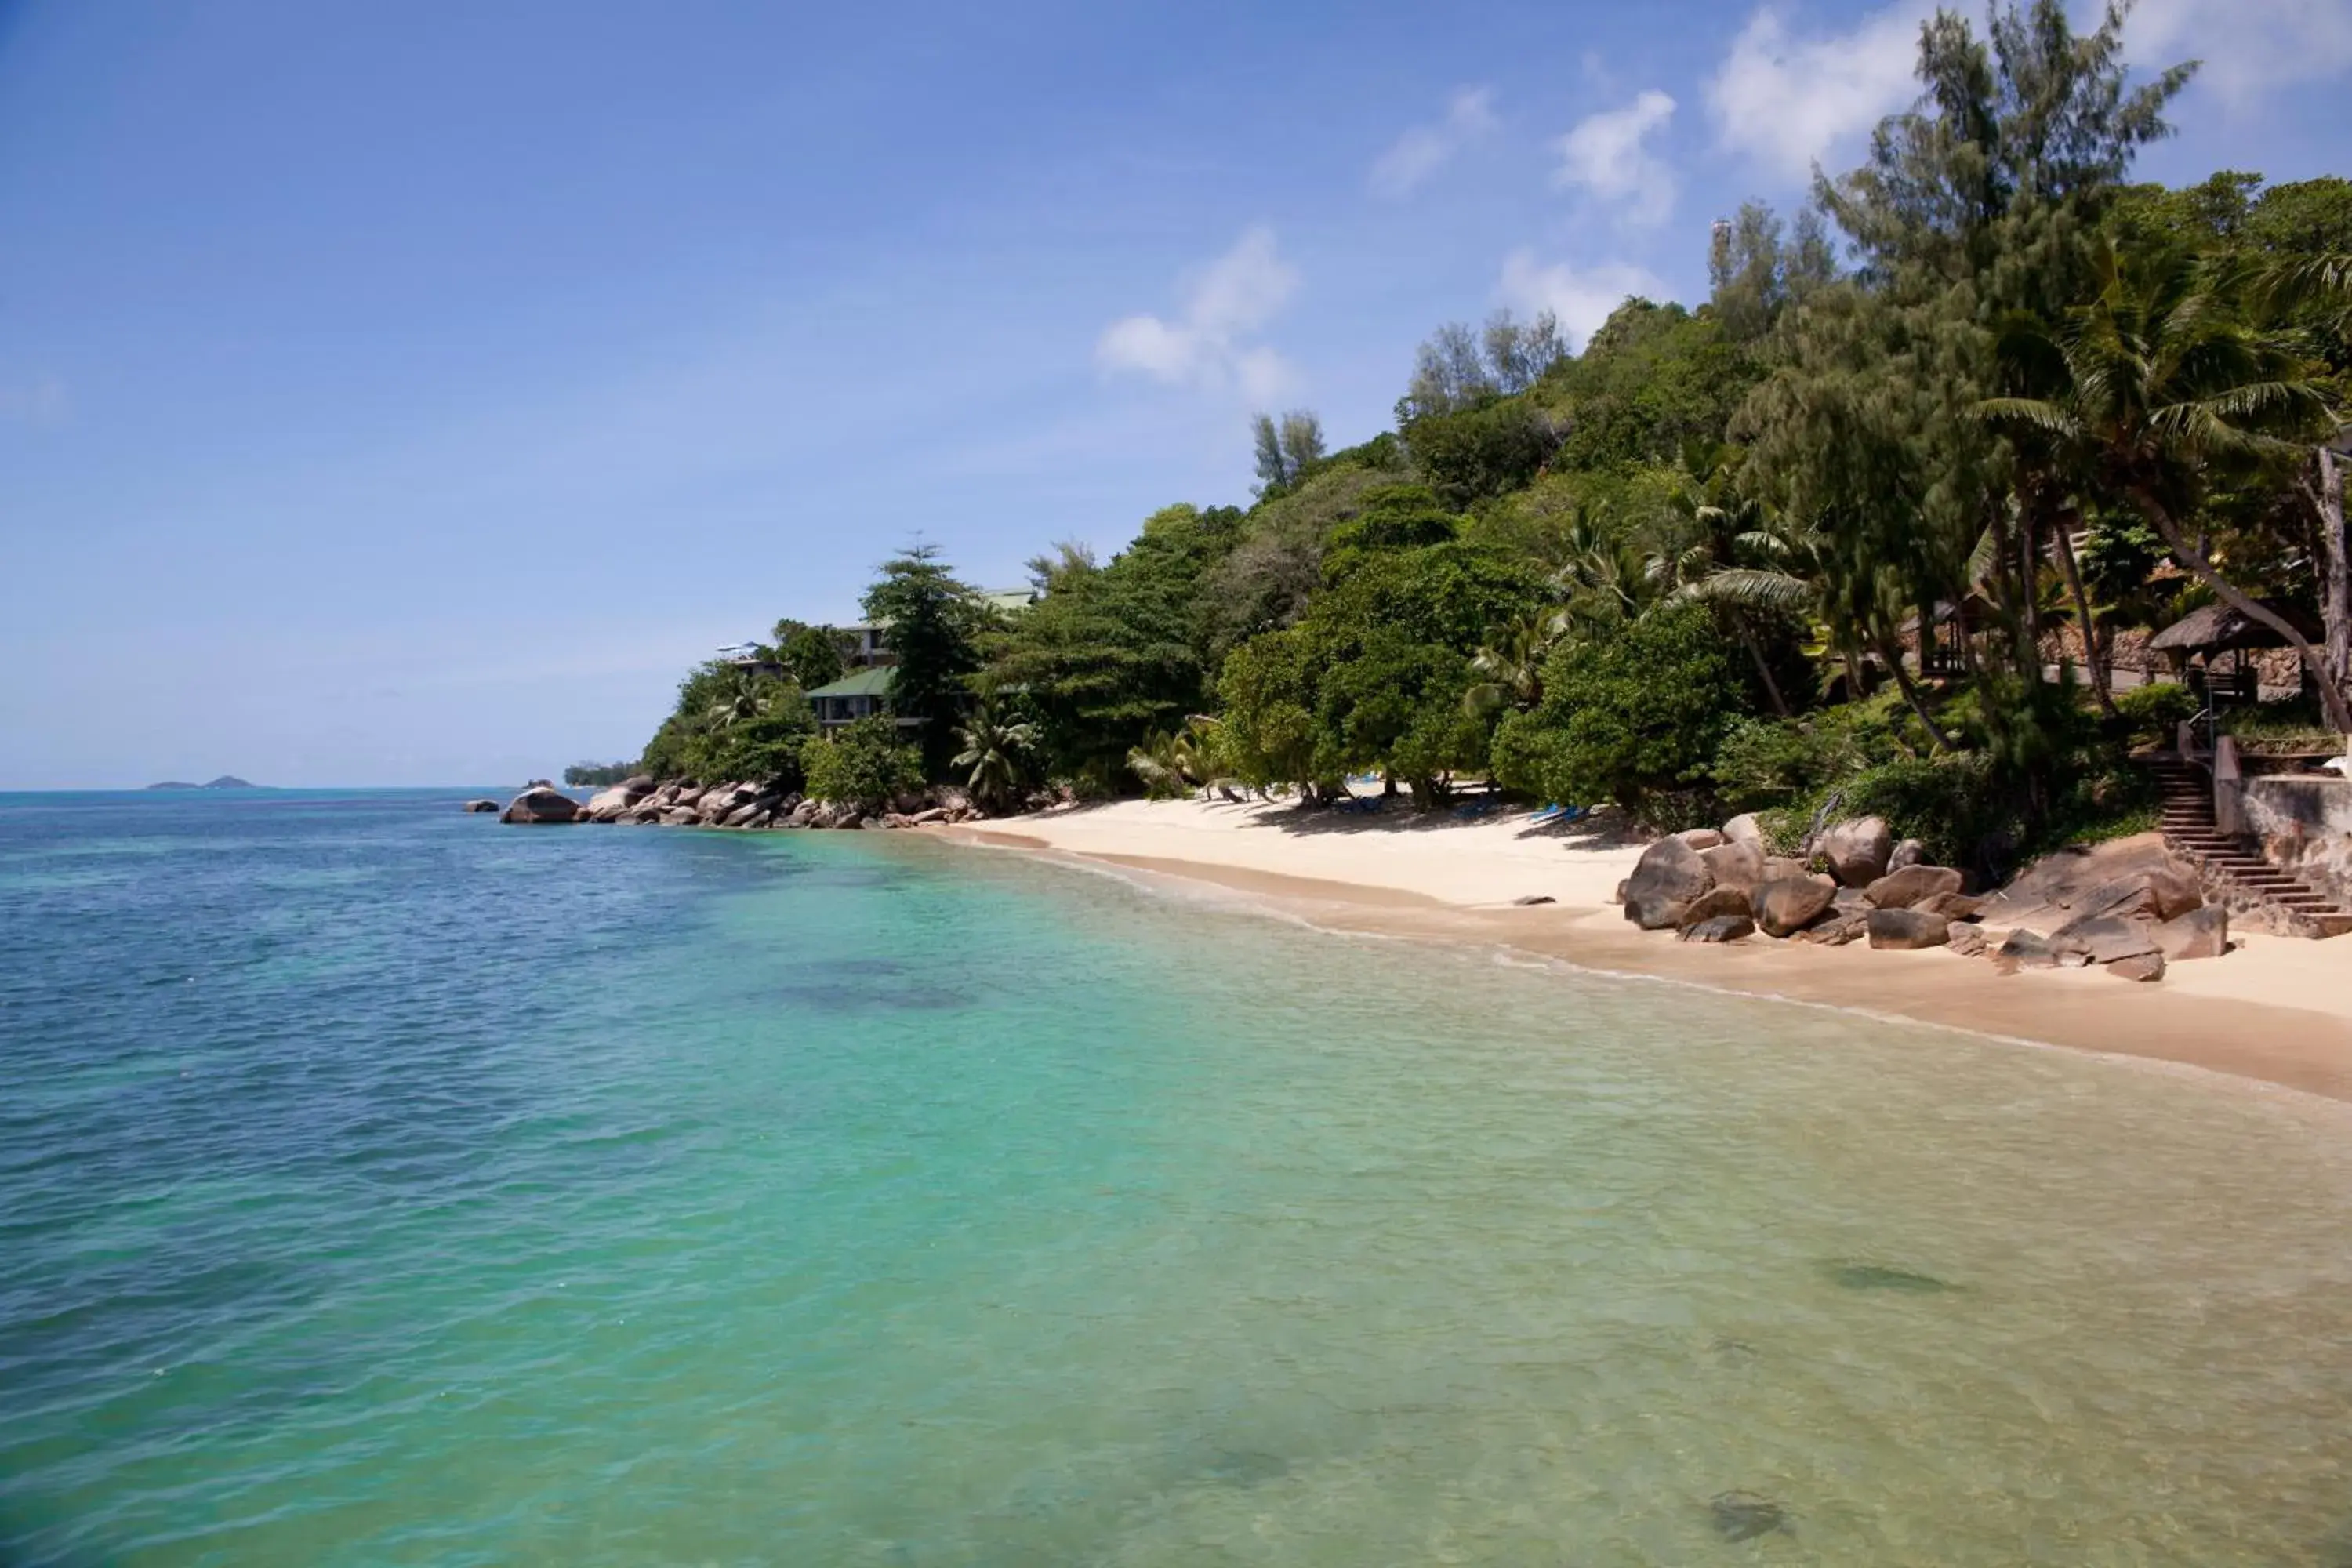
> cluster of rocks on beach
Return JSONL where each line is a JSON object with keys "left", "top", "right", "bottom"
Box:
{"left": 470, "top": 778, "right": 994, "bottom": 831}
{"left": 1615, "top": 813, "right": 2226, "bottom": 983}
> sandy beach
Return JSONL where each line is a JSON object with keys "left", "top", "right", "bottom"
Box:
{"left": 945, "top": 797, "right": 2352, "bottom": 1102}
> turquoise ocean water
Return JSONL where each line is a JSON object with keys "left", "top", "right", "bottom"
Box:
{"left": 5, "top": 789, "right": 2352, "bottom": 1566}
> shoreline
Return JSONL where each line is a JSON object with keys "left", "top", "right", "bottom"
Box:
{"left": 940, "top": 800, "right": 2352, "bottom": 1105}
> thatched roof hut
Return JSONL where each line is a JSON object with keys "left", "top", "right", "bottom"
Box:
{"left": 2147, "top": 601, "right": 2319, "bottom": 657}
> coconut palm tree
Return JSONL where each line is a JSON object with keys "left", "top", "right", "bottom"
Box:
{"left": 1646, "top": 480, "right": 1796, "bottom": 717}
{"left": 1124, "top": 720, "right": 1232, "bottom": 800}
{"left": 1973, "top": 344, "right": 2121, "bottom": 717}
{"left": 1551, "top": 514, "right": 1654, "bottom": 622}
{"left": 1980, "top": 238, "right": 2348, "bottom": 730}
{"left": 1462, "top": 611, "right": 1564, "bottom": 717}
{"left": 702, "top": 665, "right": 789, "bottom": 734}
{"left": 2250, "top": 250, "right": 2352, "bottom": 727}
{"left": 1686, "top": 506, "right": 1883, "bottom": 714}
{"left": 951, "top": 706, "right": 1037, "bottom": 811}
{"left": 1125, "top": 730, "right": 1192, "bottom": 800}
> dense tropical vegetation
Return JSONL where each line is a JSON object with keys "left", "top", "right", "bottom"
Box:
{"left": 619, "top": 1, "right": 2350, "bottom": 874}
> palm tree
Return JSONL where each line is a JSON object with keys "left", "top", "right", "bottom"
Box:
{"left": 1462, "top": 611, "right": 1564, "bottom": 717}
{"left": 2252, "top": 250, "right": 2352, "bottom": 729}
{"left": 702, "top": 666, "right": 787, "bottom": 734}
{"left": 1125, "top": 720, "right": 1236, "bottom": 800}
{"left": 1981, "top": 238, "right": 2348, "bottom": 731}
{"left": 1977, "top": 356, "right": 2121, "bottom": 715}
{"left": 1648, "top": 480, "right": 1795, "bottom": 717}
{"left": 1125, "top": 730, "right": 1192, "bottom": 800}
{"left": 1684, "top": 509, "right": 1889, "bottom": 718}
{"left": 951, "top": 706, "right": 1037, "bottom": 811}
{"left": 1551, "top": 515, "right": 1654, "bottom": 622}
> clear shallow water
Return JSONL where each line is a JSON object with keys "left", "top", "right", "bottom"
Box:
{"left": 5, "top": 792, "right": 2352, "bottom": 1566}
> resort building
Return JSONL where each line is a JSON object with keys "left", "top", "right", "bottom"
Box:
{"left": 753, "top": 587, "right": 1040, "bottom": 732}
{"left": 716, "top": 641, "right": 786, "bottom": 675}
{"left": 805, "top": 666, "right": 906, "bottom": 731}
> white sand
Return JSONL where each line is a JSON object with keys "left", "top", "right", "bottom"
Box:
{"left": 965, "top": 796, "right": 1645, "bottom": 907}
{"left": 945, "top": 797, "right": 2352, "bottom": 1102}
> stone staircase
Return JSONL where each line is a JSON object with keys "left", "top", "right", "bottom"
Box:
{"left": 2149, "top": 757, "right": 2352, "bottom": 937}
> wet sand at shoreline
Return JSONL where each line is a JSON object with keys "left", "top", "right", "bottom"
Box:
{"left": 942, "top": 798, "right": 2352, "bottom": 1104}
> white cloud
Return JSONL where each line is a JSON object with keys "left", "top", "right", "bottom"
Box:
{"left": 1095, "top": 227, "right": 1300, "bottom": 403}
{"left": 1704, "top": 0, "right": 2352, "bottom": 185}
{"left": 1368, "top": 86, "right": 1500, "bottom": 198}
{"left": 1555, "top": 89, "right": 1679, "bottom": 227}
{"left": 1496, "top": 250, "right": 1671, "bottom": 350}
{"left": 2125, "top": 0, "right": 2352, "bottom": 106}
{"left": 1708, "top": 3, "right": 1928, "bottom": 181}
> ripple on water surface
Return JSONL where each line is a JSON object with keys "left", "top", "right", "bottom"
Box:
{"left": 4, "top": 790, "right": 2352, "bottom": 1566}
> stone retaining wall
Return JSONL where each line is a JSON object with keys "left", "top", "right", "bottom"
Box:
{"left": 2241, "top": 774, "right": 2352, "bottom": 905}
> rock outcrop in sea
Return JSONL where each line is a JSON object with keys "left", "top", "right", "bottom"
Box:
{"left": 500, "top": 786, "right": 580, "bottom": 824}
{"left": 490, "top": 774, "right": 998, "bottom": 833}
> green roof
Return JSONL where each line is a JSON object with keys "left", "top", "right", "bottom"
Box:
{"left": 805, "top": 666, "right": 896, "bottom": 700}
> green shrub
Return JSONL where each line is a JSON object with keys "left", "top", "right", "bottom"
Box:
{"left": 802, "top": 718, "right": 923, "bottom": 808}
{"left": 2217, "top": 691, "right": 2339, "bottom": 754}
{"left": 1320, "top": 484, "right": 1460, "bottom": 562}
{"left": 1840, "top": 753, "right": 2011, "bottom": 869}
{"left": 1751, "top": 808, "right": 1816, "bottom": 858}
{"left": 1399, "top": 397, "right": 1559, "bottom": 508}
{"left": 1491, "top": 601, "right": 1749, "bottom": 826}
{"left": 1711, "top": 681, "right": 2158, "bottom": 876}
{"left": 2111, "top": 681, "right": 2198, "bottom": 748}
{"left": 637, "top": 662, "right": 814, "bottom": 785}
{"left": 1711, "top": 694, "right": 1905, "bottom": 812}
{"left": 1832, "top": 742, "right": 2157, "bottom": 876}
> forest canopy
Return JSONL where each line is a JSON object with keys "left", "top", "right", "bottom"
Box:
{"left": 615, "top": 1, "right": 2352, "bottom": 872}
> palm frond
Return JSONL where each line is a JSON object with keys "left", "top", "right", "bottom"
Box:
{"left": 1690, "top": 567, "right": 1817, "bottom": 613}
{"left": 1964, "top": 523, "right": 2001, "bottom": 590}
{"left": 1975, "top": 396, "right": 2082, "bottom": 439}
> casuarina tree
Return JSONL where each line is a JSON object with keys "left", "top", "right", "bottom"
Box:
{"left": 862, "top": 543, "right": 992, "bottom": 777}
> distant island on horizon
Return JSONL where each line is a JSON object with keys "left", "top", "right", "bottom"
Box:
{"left": 145, "top": 776, "right": 259, "bottom": 791}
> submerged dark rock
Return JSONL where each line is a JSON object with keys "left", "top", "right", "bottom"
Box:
{"left": 1708, "top": 1490, "right": 1789, "bottom": 1542}
{"left": 1826, "top": 1261, "right": 1955, "bottom": 1294}
{"left": 1201, "top": 1449, "right": 1290, "bottom": 1488}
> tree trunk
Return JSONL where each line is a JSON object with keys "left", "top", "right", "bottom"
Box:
{"left": 1737, "top": 619, "right": 1791, "bottom": 717}
{"left": 1874, "top": 632, "right": 1955, "bottom": 750}
{"left": 2049, "top": 507, "right": 2117, "bottom": 716}
{"left": 2312, "top": 446, "right": 2352, "bottom": 722}
{"left": 2135, "top": 488, "right": 2352, "bottom": 735}
{"left": 1839, "top": 648, "right": 1867, "bottom": 704}
{"left": 2019, "top": 506, "right": 2042, "bottom": 655}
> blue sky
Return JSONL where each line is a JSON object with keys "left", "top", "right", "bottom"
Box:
{"left": 3, "top": 0, "right": 2347, "bottom": 786}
